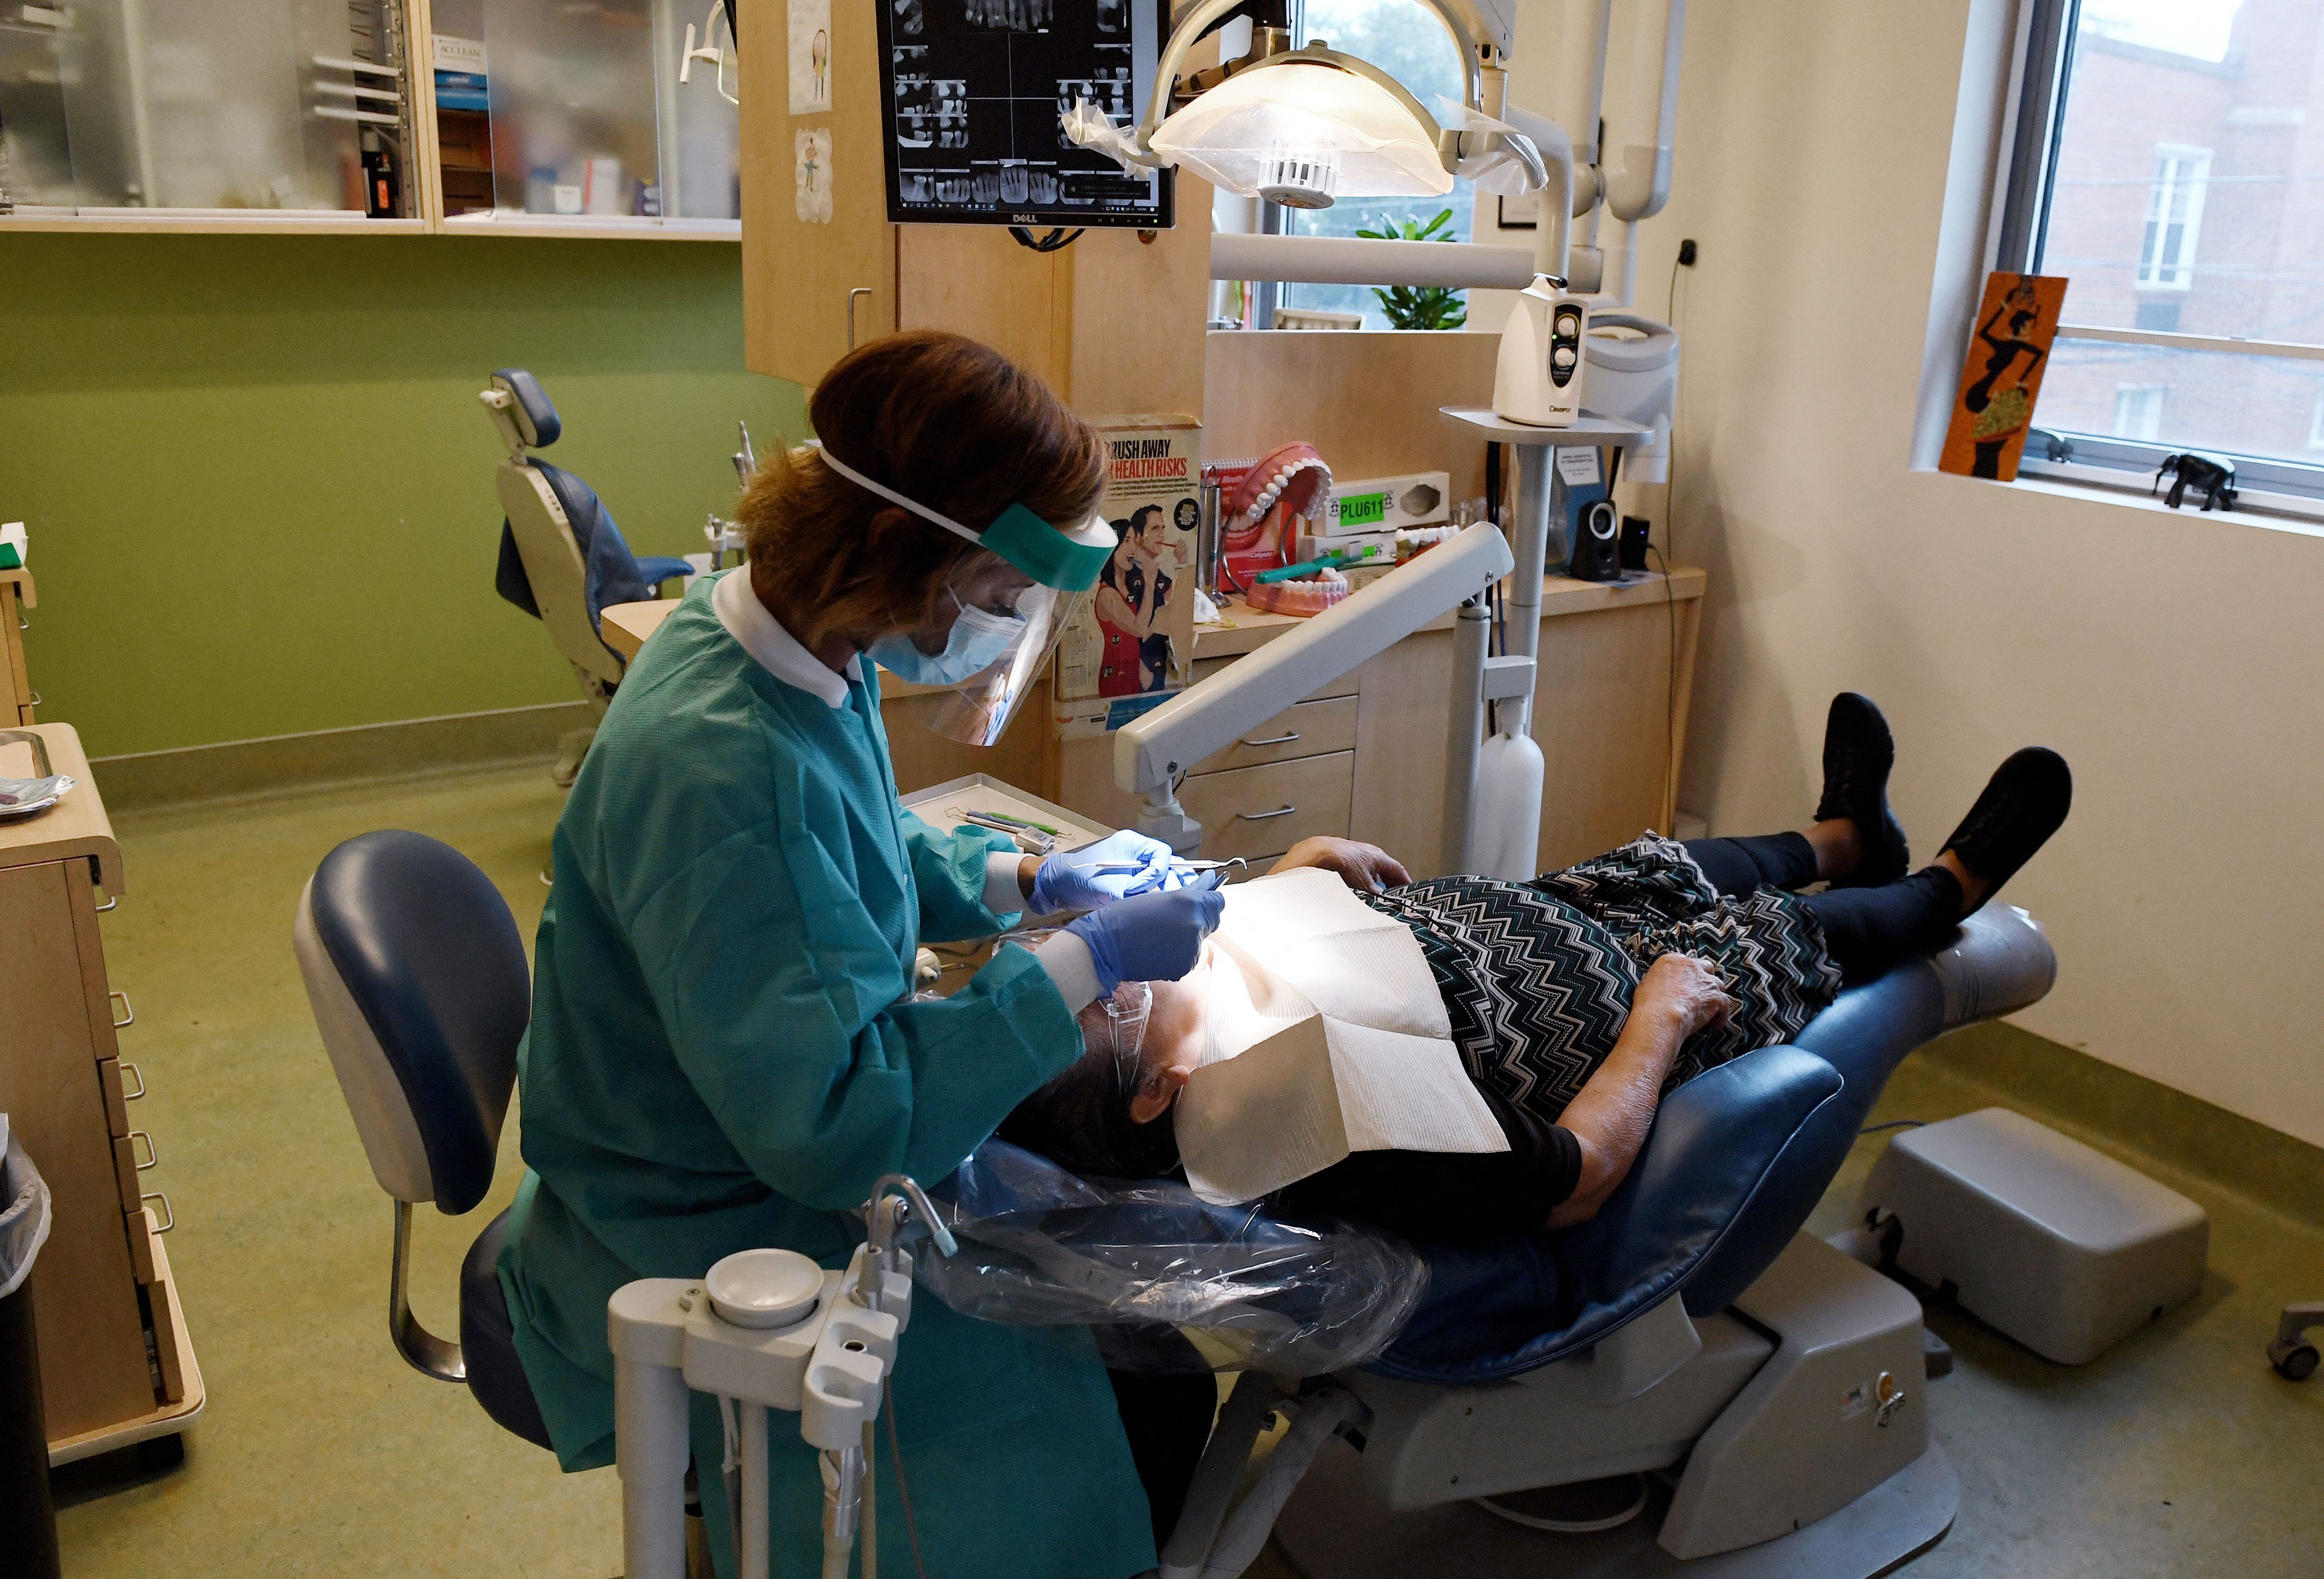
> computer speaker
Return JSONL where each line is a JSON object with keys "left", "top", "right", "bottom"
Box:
{"left": 1570, "top": 497, "right": 1623, "bottom": 582}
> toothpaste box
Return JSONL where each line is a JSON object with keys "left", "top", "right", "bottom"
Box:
{"left": 1055, "top": 415, "right": 1202, "bottom": 702}
{"left": 1319, "top": 470, "right": 1452, "bottom": 535}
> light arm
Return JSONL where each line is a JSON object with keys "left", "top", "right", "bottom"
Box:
{"left": 1115, "top": 521, "right": 1515, "bottom": 796}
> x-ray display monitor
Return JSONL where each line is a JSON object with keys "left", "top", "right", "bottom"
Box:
{"left": 877, "top": 0, "right": 1174, "bottom": 229}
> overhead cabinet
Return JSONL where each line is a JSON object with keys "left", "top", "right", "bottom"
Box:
{"left": 0, "top": 0, "right": 740, "bottom": 237}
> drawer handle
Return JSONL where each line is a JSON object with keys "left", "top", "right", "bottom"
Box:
{"left": 26, "top": 691, "right": 39, "bottom": 707}
{"left": 142, "top": 1192, "right": 174, "bottom": 1233}
{"left": 119, "top": 1061, "right": 146, "bottom": 1100}
{"left": 129, "top": 1130, "right": 158, "bottom": 1170}
{"left": 1240, "top": 731, "right": 1301, "bottom": 747}
{"left": 1238, "top": 804, "right": 1298, "bottom": 822}
{"left": 95, "top": 895, "right": 119, "bottom": 912}
{"left": 111, "top": 990, "right": 134, "bottom": 1028}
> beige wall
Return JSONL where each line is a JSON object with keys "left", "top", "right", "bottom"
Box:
{"left": 1571, "top": 0, "right": 2324, "bottom": 1146}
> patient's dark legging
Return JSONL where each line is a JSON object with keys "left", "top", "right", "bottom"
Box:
{"left": 1684, "top": 833, "right": 1964, "bottom": 984}
{"left": 1675, "top": 833, "right": 1971, "bottom": 1313}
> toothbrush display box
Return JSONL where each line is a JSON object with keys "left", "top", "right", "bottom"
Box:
{"left": 1055, "top": 415, "right": 1202, "bottom": 702}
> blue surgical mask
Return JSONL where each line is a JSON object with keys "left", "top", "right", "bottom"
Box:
{"left": 869, "top": 593, "right": 1026, "bottom": 686}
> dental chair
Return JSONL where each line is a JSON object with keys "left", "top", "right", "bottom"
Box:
{"left": 920, "top": 903, "right": 2060, "bottom": 1579}
{"left": 481, "top": 370, "right": 693, "bottom": 785}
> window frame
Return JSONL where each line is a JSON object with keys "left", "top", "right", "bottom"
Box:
{"left": 1994, "top": 0, "right": 2324, "bottom": 514}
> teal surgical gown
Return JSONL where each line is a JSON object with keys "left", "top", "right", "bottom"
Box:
{"left": 500, "top": 573, "right": 1154, "bottom": 1579}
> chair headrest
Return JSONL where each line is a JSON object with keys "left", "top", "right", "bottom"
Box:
{"left": 295, "top": 831, "right": 529, "bottom": 1215}
{"left": 492, "top": 369, "right": 561, "bottom": 449}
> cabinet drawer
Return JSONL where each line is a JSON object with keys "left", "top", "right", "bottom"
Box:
{"left": 125, "top": 1204, "right": 158, "bottom": 1285}
{"left": 1178, "top": 752, "right": 1354, "bottom": 862}
{"left": 99, "top": 1059, "right": 135, "bottom": 1136}
{"left": 1191, "top": 654, "right": 1360, "bottom": 702}
{"left": 1192, "top": 695, "right": 1358, "bottom": 775}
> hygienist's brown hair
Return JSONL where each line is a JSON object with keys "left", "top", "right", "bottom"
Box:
{"left": 738, "top": 330, "right": 1105, "bottom": 651}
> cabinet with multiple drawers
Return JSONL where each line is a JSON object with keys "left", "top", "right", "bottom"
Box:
{"left": 0, "top": 723, "right": 203, "bottom": 1463}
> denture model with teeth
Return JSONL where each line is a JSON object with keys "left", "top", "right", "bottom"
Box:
{"left": 1242, "top": 568, "right": 1350, "bottom": 617}
{"left": 1219, "top": 442, "right": 1332, "bottom": 588}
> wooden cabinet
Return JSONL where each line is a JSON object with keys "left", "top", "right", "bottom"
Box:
{"left": 737, "top": 0, "right": 1214, "bottom": 406}
{"left": 1, "top": 570, "right": 34, "bottom": 725}
{"left": 0, "top": 724, "right": 202, "bottom": 1463}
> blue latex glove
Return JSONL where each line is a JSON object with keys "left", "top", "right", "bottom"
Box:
{"left": 1065, "top": 886, "right": 1226, "bottom": 995}
{"left": 1029, "top": 829, "right": 1176, "bottom": 914}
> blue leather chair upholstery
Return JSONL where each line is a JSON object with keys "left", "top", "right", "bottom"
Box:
{"left": 295, "top": 830, "right": 550, "bottom": 1451}
{"left": 489, "top": 367, "right": 692, "bottom": 663}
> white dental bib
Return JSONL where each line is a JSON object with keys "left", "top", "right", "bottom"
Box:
{"left": 1177, "top": 868, "right": 1509, "bottom": 1205}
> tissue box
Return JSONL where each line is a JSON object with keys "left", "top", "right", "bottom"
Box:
{"left": 1317, "top": 471, "right": 1450, "bottom": 535}
{"left": 0, "top": 522, "right": 24, "bottom": 571}
{"left": 1860, "top": 1107, "right": 2207, "bottom": 1364}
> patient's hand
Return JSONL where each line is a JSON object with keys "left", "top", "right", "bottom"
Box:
{"left": 1634, "top": 953, "right": 1738, "bottom": 1037}
{"left": 1274, "top": 837, "right": 1410, "bottom": 893}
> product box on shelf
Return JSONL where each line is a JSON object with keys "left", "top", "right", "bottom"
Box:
{"left": 1319, "top": 470, "right": 1452, "bottom": 535}
{"left": 1055, "top": 415, "right": 1202, "bottom": 703}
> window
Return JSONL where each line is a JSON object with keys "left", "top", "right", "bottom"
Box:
{"left": 1274, "top": 0, "right": 1474, "bottom": 329}
{"left": 1996, "top": 0, "right": 2324, "bottom": 502}
{"left": 2306, "top": 390, "right": 2324, "bottom": 449}
{"left": 2135, "top": 145, "right": 2209, "bottom": 289}
{"left": 2114, "top": 384, "right": 2166, "bottom": 440}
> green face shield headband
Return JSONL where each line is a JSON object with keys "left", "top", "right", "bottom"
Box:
{"left": 812, "top": 443, "right": 1116, "bottom": 592}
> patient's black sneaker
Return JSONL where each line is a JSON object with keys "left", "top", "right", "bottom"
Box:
{"left": 1940, "top": 747, "right": 2072, "bottom": 913}
{"left": 1816, "top": 693, "right": 1909, "bottom": 887}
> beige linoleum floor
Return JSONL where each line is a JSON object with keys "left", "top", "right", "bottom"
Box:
{"left": 47, "top": 763, "right": 2324, "bottom": 1577}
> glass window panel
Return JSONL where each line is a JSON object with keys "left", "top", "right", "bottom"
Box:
{"left": 55, "top": 0, "right": 377, "bottom": 211}
{"left": 482, "top": 0, "right": 662, "bottom": 217}
{"left": 2043, "top": 338, "right": 2324, "bottom": 464}
{"left": 654, "top": 0, "right": 738, "bottom": 219}
{"left": 0, "top": 7, "right": 76, "bottom": 208}
{"left": 2045, "top": 1, "right": 2323, "bottom": 341}
{"left": 1282, "top": 0, "right": 1472, "bottom": 328}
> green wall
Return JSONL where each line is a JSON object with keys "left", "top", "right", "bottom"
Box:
{"left": 0, "top": 233, "right": 807, "bottom": 758}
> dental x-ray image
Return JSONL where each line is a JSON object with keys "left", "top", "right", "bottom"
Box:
{"left": 876, "top": 0, "right": 1169, "bottom": 227}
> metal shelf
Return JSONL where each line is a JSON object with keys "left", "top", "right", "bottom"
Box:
{"left": 1439, "top": 407, "right": 1653, "bottom": 447}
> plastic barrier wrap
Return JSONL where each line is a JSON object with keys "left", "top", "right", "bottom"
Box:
{"left": 917, "top": 1142, "right": 1429, "bottom": 1376}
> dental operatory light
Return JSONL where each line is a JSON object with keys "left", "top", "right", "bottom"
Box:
{"left": 1065, "top": 0, "right": 1544, "bottom": 210}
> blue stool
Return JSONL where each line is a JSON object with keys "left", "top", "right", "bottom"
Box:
{"left": 294, "top": 830, "right": 549, "bottom": 1449}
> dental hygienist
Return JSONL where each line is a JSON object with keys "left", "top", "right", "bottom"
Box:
{"left": 500, "top": 331, "right": 1225, "bottom": 1578}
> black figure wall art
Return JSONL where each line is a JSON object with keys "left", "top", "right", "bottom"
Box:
{"left": 1941, "top": 273, "right": 2067, "bottom": 481}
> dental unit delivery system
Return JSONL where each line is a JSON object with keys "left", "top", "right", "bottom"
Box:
{"left": 611, "top": 1177, "right": 954, "bottom": 1579}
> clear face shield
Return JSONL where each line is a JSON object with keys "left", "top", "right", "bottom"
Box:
{"left": 815, "top": 444, "right": 1116, "bottom": 747}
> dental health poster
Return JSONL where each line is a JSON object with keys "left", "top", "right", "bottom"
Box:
{"left": 1940, "top": 272, "right": 2067, "bottom": 482}
{"left": 1056, "top": 416, "right": 1201, "bottom": 705}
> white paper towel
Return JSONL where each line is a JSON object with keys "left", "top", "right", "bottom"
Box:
{"left": 1175, "top": 868, "right": 1509, "bottom": 1204}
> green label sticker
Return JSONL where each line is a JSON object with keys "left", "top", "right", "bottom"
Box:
{"left": 1338, "top": 492, "right": 1387, "bottom": 526}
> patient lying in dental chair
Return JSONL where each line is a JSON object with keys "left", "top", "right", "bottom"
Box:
{"left": 1001, "top": 694, "right": 2072, "bottom": 1246}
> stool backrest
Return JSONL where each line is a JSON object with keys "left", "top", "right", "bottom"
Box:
{"left": 295, "top": 831, "right": 529, "bottom": 1216}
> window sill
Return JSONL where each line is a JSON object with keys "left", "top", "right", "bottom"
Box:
{"left": 1948, "top": 459, "right": 2324, "bottom": 541}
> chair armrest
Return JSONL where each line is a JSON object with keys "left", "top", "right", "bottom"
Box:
{"left": 1375, "top": 1044, "right": 1845, "bottom": 1382}
{"left": 1563, "top": 1044, "right": 1845, "bottom": 1298}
